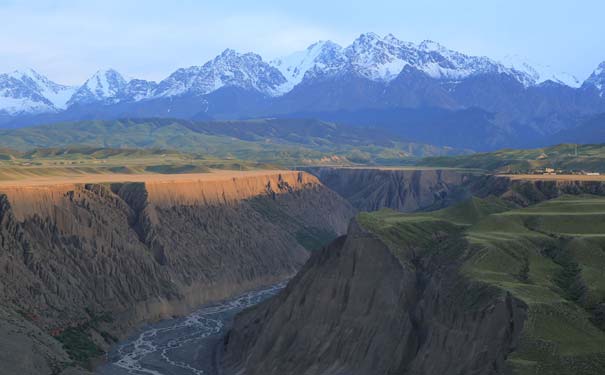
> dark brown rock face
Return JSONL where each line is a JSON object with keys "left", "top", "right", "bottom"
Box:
{"left": 305, "top": 168, "right": 471, "bottom": 212}
{"left": 0, "top": 171, "right": 355, "bottom": 375}
{"left": 468, "top": 175, "right": 605, "bottom": 206}
{"left": 308, "top": 168, "right": 605, "bottom": 213}
{"left": 222, "top": 220, "right": 527, "bottom": 375}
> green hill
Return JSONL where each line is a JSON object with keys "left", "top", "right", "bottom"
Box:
{"left": 0, "top": 118, "right": 466, "bottom": 166}
{"left": 420, "top": 143, "right": 605, "bottom": 173}
{"left": 358, "top": 195, "right": 605, "bottom": 375}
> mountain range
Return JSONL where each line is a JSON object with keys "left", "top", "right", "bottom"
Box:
{"left": 1, "top": 32, "right": 604, "bottom": 150}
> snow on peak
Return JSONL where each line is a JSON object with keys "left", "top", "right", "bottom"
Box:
{"left": 85, "top": 69, "right": 127, "bottom": 97}
{"left": 67, "top": 69, "right": 128, "bottom": 106}
{"left": 1, "top": 33, "right": 597, "bottom": 114}
{"left": 501, "top": 54, "right": 581, "bottom": 88}
{"left": 271, "top": 40, "right": 345, "bottom": 92}
{"left": 0, "top": 68, "right": 76, "bottom": 114}
{"left": 584, "top": 61, "right": 605, "bottom": 96}
{"left": 344, "top": 33, "right": 411, "bottom": 81}
{"left": 155, "top": 49, "right": 286, "bottom": 97}
{"left": 271, "top": 33, "right": 532, "bottom": 87}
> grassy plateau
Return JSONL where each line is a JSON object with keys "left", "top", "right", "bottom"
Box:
{"left": 358, "top": 195, "right": 605, "bottom": 375}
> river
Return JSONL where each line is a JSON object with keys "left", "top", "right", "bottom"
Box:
{"left": 96, "top": 282, "right": 285, "bottom": 375}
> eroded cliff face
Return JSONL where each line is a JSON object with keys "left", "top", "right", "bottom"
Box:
{"left": 490, "top": 176, "right": 605, "bottom": 205}
{"left": 305, "top": 168, "right": 471, "bottom": 212}
{"left": 307, "top": 168, "right": 605, "bottom": 212}
{"left": 0, "top": 171, "right": 355, "bottom": 374}
{"left": 222, "top": 220, "right": 527, "bottom": 375}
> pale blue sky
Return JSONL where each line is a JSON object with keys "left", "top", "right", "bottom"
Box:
{"left": 0, "top": 0, "right": 602, "bottom": 84}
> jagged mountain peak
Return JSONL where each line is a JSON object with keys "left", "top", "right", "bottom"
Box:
{"left": 418, "top": 40, "right": 447, "bottom": 52}
{"left": 67, "top": 68, "right": 128, "bottom": 106}
{"left": 271, "top": 40, "right": 346, "bottom": 90}
{"left": 354, "top": 31, "right": 382, "bottom": 43}
{"left": 270, "top": 32, "right": 537, "bottom": 85}
{"left": 154, "top": 48, "right": 286, "bottom": 98}
{"left": 87, "top": 68, "right": 127, "bottom": 84}
{"left": 0, "top": 68, "right": 76, "bottom": 114}
{"left": 9, "top": 68, "right": 46, "bottom": 81}
{"left": 501, "top": 54, "right": 581, "bottom": 88}
{"left": 584, "top": 61, "right": 605, "bottom": 96}
{"left": 211, "top": 48, "right": 268, "bottom": 67}
{"left": 0, "top": 34, "right": 600, "bottom": 118}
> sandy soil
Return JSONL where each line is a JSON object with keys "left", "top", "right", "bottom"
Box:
{"left": 500, "top": 174, "right": 605, "bottom": 182}
{"left": 0, "top": 169, "right": 292, "bottom": 188}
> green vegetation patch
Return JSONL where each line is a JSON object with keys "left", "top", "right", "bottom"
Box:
{"left": 56, "top": 326, "right": 103, "bottom": 365}
{"left": 0, "top": 118, "right": 468, "bottom": 167}
{"left": 55, "top": 311, "right": 116, "bottom": 367}
{"left": 358, "top": 195, "right": 605, "bottom": 374}
{"left": 420, "top": 143, "right": 605, "bottom": 173}
{"left": 144, "top": 164, "right": 210, "bottom": 174}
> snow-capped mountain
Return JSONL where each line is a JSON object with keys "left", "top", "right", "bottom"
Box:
{"left": 272, "top": 33, "right": 532, "bottom": 88}
{"left": 123, "top": 79, "right": 158, "bottom": 102}
{"left": 67, "top": 69, "right": 160, "bottom": 106}
{"left": 271, "top": 40, "right": 347, "bottom": 91}
{"left": 0, "top": 69, "right": 75, "bottom": 114}
{"left": 584, "top": 61, "right": 605, "bottom": 96}
{"left": 154, "top": 49, "right": 286, "bottom": 98}
{"left": 0, "top": 33, "right": 602, "bottom": 118}
{"left": 501, "top": 55, "right": 581, "bottom": 88}
{"left": 67, "top": 69, "right": 129, "bottom": 106}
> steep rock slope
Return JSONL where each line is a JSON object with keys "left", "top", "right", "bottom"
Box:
{"left": 223, "top": 218, "right": 527, "bottom": 375}
{"left": 0, "top": 171, "right": 354, "bottom": 374}
{"left": 305, "top": 167, "right": 471, "bottom": 211}
{"left": 307, "top": 168, "right": 605, "bottom": 213}
{"left": 224, "top": 194, "right": 605, "bottom": 375}
{"left": 468, "top": 175, "right": 605, "bottom": 206}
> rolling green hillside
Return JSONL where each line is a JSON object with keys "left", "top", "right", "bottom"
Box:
{"left": 0, "top": 118, "right": 466, "bottom": 166}
{"left": 358, "top": 195, "right": 605, "bottom": 375}
{"left": 420, "top": 143, "right": 605, "bottom": 173}
{"left": 0, "top": 147, "right": 282, "bottom": 181}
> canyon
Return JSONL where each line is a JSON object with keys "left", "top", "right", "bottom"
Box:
{"left": 2, "top": 167, "right": 605, "bottom": 374}
{"left": 0, "top": 170, "right": 354, "bottom": 374}
{"left": 222, "top": 219, "right": 528, "bottom": 375}
{"left": 222, "top": 176, "right": 605, "bottom": 375}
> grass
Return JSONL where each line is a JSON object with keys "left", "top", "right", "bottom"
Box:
{"left": 420, "top": 143, "right": 605, "bottom": 173}
{"left": 56, "top": 327, "right": 103, "bottom": 365}
{"left": 0, "top": 146, "right": 280, "bottom": 182}
{"left": 358, "top": 195, "right": 605, "bottom": 374}
{"left": 55, "top": 311, "right": 115, "bottom": 367}
{"left": 0, "top": 118, "right": 468, "bottom": 166}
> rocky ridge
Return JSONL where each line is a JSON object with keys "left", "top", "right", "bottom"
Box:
{"left": 2, "top": 33, "right": 602, "bottom": 114}
{"left": 222, "top": 218, "right": 527, "bottom": 375}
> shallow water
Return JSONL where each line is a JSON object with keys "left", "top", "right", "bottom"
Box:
{"left": 97, "top": 283, "right": 285, "bottom": 375}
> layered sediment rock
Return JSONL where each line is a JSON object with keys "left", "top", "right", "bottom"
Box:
{"left": 222, "top": 220, "right": 527, "bottom": 375}
{"left": 0, "top": 171, "right": 354, "bottom": 374}
{"left": 307, "top": 167, "right": 605, "bottom": 212}
{"left": 480, "top": 175, "right": 605, "bottom": 205}
{"left": 305, "top": 168, "right": 471, "bottom": 212}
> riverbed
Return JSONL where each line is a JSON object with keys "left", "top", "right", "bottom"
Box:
{"left": 96, "top": 283, "right": 285, "bottom": 375}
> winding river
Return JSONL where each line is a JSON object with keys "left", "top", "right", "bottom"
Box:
{"left": 96, "top": 283, "right": 285, "bottom": 375}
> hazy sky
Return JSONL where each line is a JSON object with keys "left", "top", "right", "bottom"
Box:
{"left": 0, "top": 0, "right": 602, "bottom": 85}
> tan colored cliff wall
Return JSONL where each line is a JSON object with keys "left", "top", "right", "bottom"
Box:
{"left": 0, "top": 171, "right": 354, "bottom": 375}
